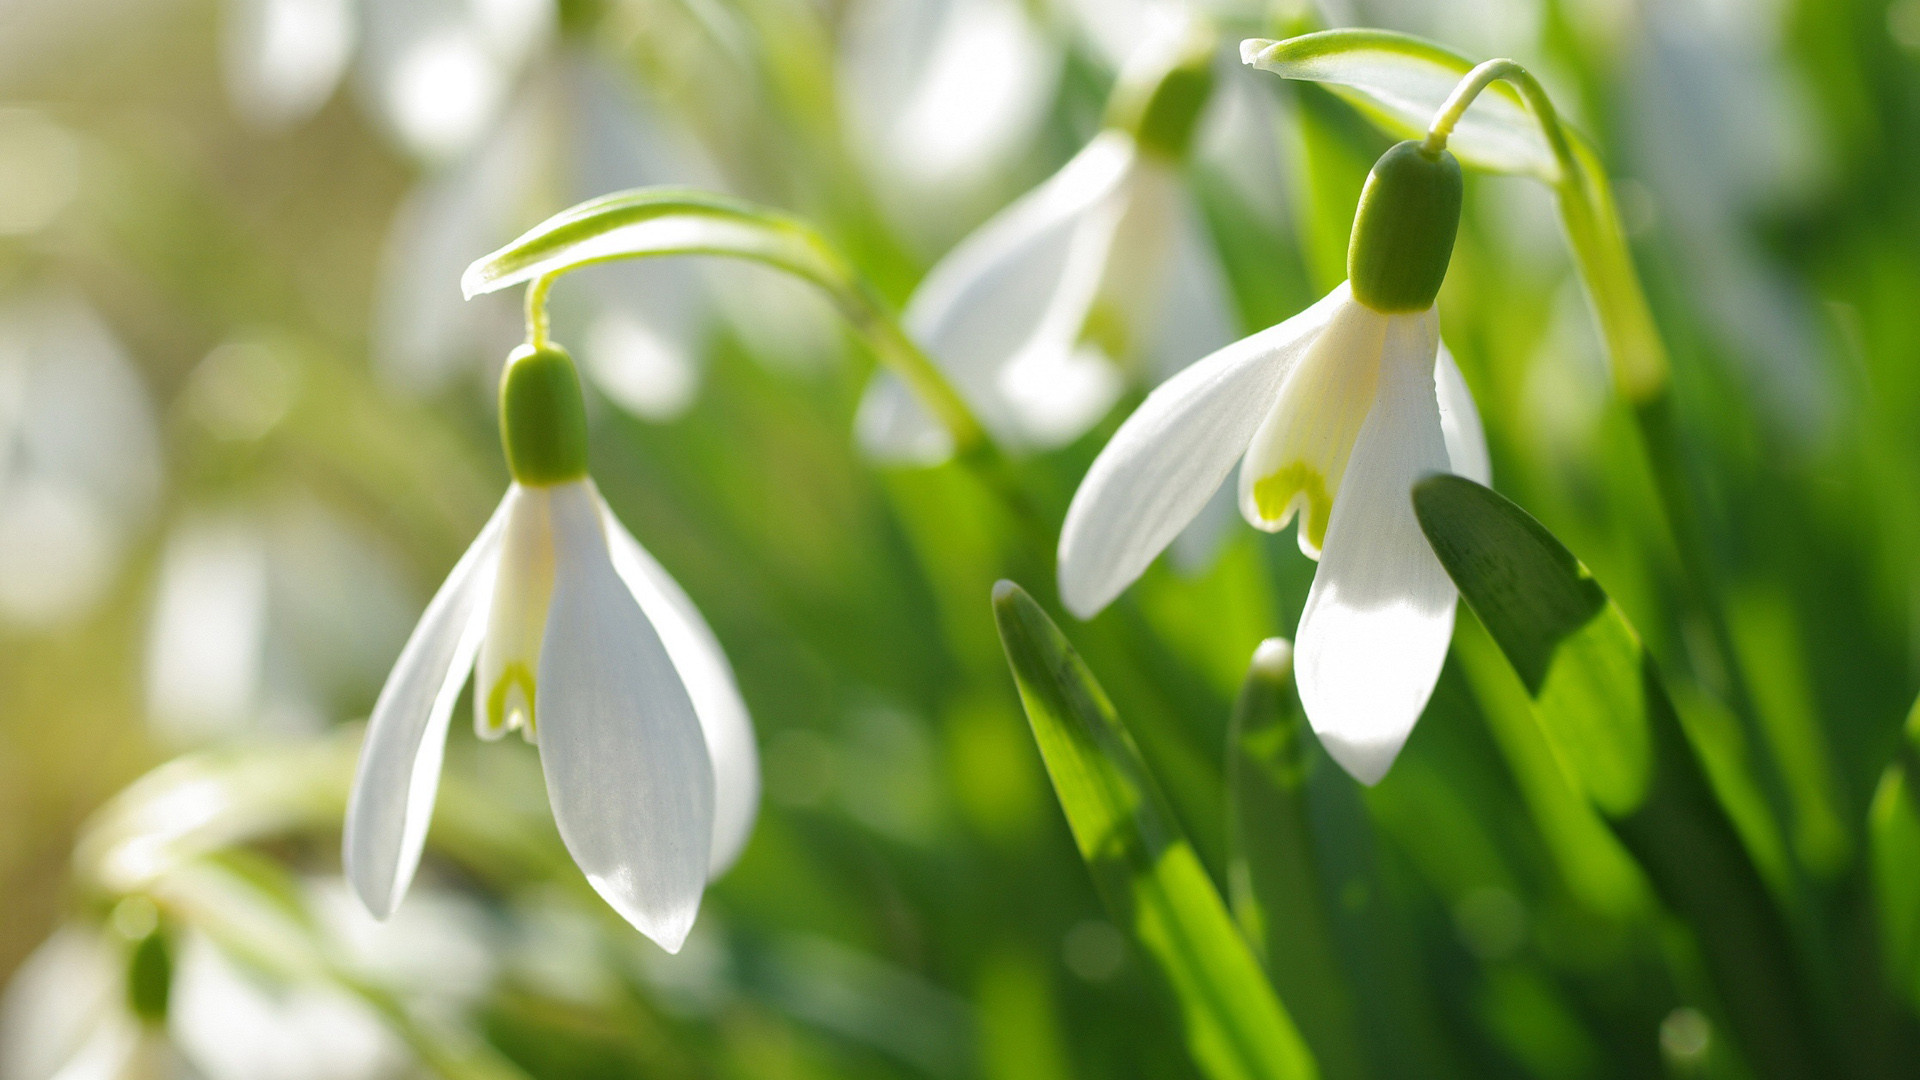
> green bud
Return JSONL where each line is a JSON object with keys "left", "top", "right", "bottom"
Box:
{"left": 499, "top": 343, "right": 589, "bottom": 486}
{"left": 1346, "top": 140, "right": 1463, "bottom": 313}
{"left": 125, "top": 924, "right": 173, "bottom": 1023}
{"left": 1107, "top": 32, "right": 1215, "bottom": 161}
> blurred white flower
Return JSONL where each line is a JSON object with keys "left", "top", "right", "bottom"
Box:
{"left": 222, "top": 0, "right": 356, "bottom": 130}
{"left": 0, "top": 293, "right": 161, "bottom": 628}
{"left": 1625, "top": 0, "right": 1833, "bottom": 442}
{"left": 354, "top": 0, "right": 553, "bottom": 162}
{"left": 0, "top": 108, "right": 81, "bottom": 236}
{"left": 839, "top": 0, "right": 1060, "bottom": 248}
{"left": 856, "top": 127, "right": 1238, "bottom": 463}
{"left": 144, "top": 484, "right": 416, "bottom": 748}
{"left": 1057, "top": 282, "right": 1488, "bottom": 784}
{"left": 146, "top": 514, "right": 270, "bottom": 745}
{"left": 168, "top": 932, "right": 402, "bottom": 1080}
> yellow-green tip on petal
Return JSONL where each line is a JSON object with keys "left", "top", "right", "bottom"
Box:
{"left": 1347, "top": 140, "right": 1462, "bottom": 313}
{"left": 499, "top": 343, "right": 590, "bottom": 486}
{"left": 1253, "top": 463, "right": 1333, "bottom": 554}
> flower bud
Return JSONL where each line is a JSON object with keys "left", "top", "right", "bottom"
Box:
{"left": 1107, "top": 27, "right": 1215, "bottom": 160}
{"left": 1347, "top": 140, "right": 1463, "bottom": 313}
{"left": 499, "top": 343, "right": 590, "bottom": 485}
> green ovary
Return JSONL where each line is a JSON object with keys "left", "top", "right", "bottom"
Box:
{"left": 1254, "top": 463, "right": 1333, "bottom": 553}
{"left": 486, "top": 661, "right": 539, "bottom": 739}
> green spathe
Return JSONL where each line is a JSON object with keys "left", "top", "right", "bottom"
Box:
{"left": 499, "top": 343, "right": 590, "bottom": 486}
{"left": 1347, "top": 140, "right": 1462, "bottom": 313}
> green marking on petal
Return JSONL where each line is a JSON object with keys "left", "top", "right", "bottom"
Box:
{"left": 486, "top": 661, "right": 538, "bottom": 739}
{"left": 1254, "top": 463, "right": 1333, "bottom": 551}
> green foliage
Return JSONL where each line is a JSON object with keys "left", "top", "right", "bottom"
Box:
{"left": 992, "top": 582, "right": 1318, "bottom": 1080}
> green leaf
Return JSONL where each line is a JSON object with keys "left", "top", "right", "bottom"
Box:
{"left": 461, "top": 187, "right": 856, "bottom": 301}
{"left": 1241, "top": 31, "right": 1559, "bottom": 181}
{"left": 1870, "top": 698, "right": 1920, "bottom": 1010}
{"left": 1226, "top": 640, "right": 1368, "bottom": 1080}
{"left": 992, "top": 582, "right": 1318, "bottom": 1080}
{"left": 1410, "top": 473, "right": 1650, "bottom": 815}
{"left": 1412, "top": 474, "right": 1830, "bottom": 1080}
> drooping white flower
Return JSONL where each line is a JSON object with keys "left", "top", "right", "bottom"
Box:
{"left": 1058, "top": 140, "right": 1486, "bottom": 786}
{"left": 855, "top": 28, "right": 1235, "bottom": 465}
{"left": 345, "top": 343, "right": 759, "bottom": 953}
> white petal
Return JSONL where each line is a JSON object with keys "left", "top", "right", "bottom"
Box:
{"left": 1435, "top": 343, "right": 1491, "bottom": 486}
{"left": 839, "top": 0, "right": 1058, "bottom": 199}
{"left": 475, "top": 485, "right": 555, "bottom": 740}
{"left": 536, "top": 481, "right": 714, "bottom": 952}
{"left": 1295, "top": 308, "right": 1456, "bottom": 785}
{"left": 144, "top": 514, "right": 268, "bottom": 745}
{"left": 343, "top": 496, "right": 508, "bottom": 919}
{"left": 1057, "top": 285, "right": 1348, "bottom": 618}
{"left": 1139, "top": 183, "right": 1239, "bottom": 386}
{"left": 1237, "top": 293, "right": 1388, "bottom": 557}
{"left": 856, "top": 132, "right": 1137, "bottom": 462}
{"left": 598, "top": 499, "right": 760, "bottom": 878}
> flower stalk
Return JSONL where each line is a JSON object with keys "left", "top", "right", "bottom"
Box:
{"left": 1424, "top": 58, "right": 1798, "bottom": 885}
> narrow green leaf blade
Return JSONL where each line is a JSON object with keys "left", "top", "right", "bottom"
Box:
{"left": 461, "top": 187, "right": 854, "bottom": 300}
{"left": 1412, "top": 474, "right": 1830, "bottom": 1079}
{"left": 992, "top": 582, "right": 1318, "bottom": 1080}
{"left": 1411, "top": 473, "right": 1650, "bottom": 814}
{"left": 1241, "top": 30, "right": 1559, "bottom": 181}
{"left": 1227, "top": 640, "right": 1368, "bottom": 1080}
{"left": 1870, "top": 698, "right": 1920, "bottom": 1010}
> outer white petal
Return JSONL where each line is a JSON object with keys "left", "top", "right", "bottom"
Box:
{"left": 855, "top": 132, "right": 1137, "bottom": 462}
{"left": 537, "top": 482, "right": 714, "bottom": 952}
{"left": 1057, "top": 286, "right": 1349, "bottom": 618}
{"left": 1296, "top": 309, "right": 1455, "bottom": 785}
{"left": 1435, "top": 343, "right": 1491, "bottom": 485}
{"left": 343, "top": 497, "right": 508, "bottom": 919}
{"left": 598, "top": 499, "right": 760, "bottom": 878}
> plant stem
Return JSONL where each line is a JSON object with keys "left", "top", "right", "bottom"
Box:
{"left": 524, "top": 274, "right": 555, "bottom": 350}
{"left": 1429, "top": 61, "right": 1797, "bottom": 865}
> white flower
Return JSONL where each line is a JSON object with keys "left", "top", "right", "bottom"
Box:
{"left": 344, "top": 471, "right": 759, "bottom": 954}
{"left": 1056, "top": 282, "right": 1488, "bottom": 785}
{"left": 857, "top": 129, "right": 1240, "bottom": 464}
{"left": 855, "top": 24, "right": 1234, "bottom": 466}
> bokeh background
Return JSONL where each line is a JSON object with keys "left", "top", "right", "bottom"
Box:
{"left": 3, "top": 0, "right": 1919, "bottom": 1077}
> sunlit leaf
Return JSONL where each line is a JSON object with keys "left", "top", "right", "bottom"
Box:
{"left": 992, "top": 582, "right": 1318, "bottom": 1080}
{"left": 1411, "top": 474, "right": 1650, "bottom": 814}
{"left": 1241, "top": 31, "right": 1559, "bottom": 181}
{"left": 1412, "top": 474, "right": 1829, "bottom": 1079}
{"left": 462, "top": 187, "right": 856, "bottom": 302}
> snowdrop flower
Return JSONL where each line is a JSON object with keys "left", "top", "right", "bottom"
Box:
{"left": 1058, "top": 139, "right": 1489, "bottom": 785}
{"left": 345, "top": 341, "right": 759, "bottom": 953}
{"left": 839, "top": 0, "right": 1060, "bottom": 248}
{"left": 855, "top": 26, "right": 1236, "bottom": 464}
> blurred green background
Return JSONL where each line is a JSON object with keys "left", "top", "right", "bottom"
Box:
{"left": 3, "top": 0, "right": 1920, "bottom": 1077}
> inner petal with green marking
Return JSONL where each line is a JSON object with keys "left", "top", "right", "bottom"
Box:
{"left": 1237, "top": 295, "right": 1387, "bottom": 558}
{"left": 477, "top": 486, "right": 557, "bottom": 742}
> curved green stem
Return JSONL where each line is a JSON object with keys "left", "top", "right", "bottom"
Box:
{"left": 523, "top": 273, "right": 555, "bottom": 350}
{"left": 1429, "top": 60, "right": 1799, "bottom": 884}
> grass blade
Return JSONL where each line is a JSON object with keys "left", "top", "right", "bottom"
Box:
{"left": 1411, "top": 474, "right": 1827, "bottom": 1079}
{"left": 992, "top": 581, "right": 1318, "bottom": 1080}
